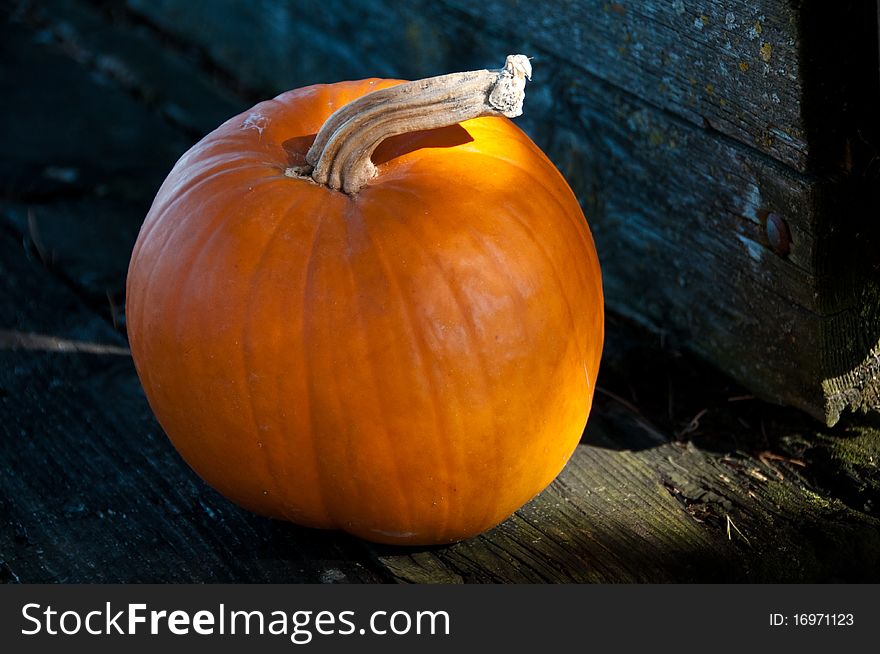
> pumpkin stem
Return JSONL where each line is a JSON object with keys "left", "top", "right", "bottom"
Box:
{"left": 301, "top": 55, "right": 532, "bottom": 195}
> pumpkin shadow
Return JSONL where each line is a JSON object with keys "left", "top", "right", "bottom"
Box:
{"left": 584, "top": 313, "right": 822, "bottom": 455}
{"left": 372, "top": 124, "right": 474, "bottom": 165}
{"left": 282, "top": 134, "right": 317, "bottom": 168}
{"left": 281, "top": 125, "right": 474, "bottom": 169}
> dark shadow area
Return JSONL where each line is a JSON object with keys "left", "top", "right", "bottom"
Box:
{"left": 372, "top": 124, "right": 474, "bottom": 166}
{"left": 591, "top": 312, "right": 821, "bottom": 455}
{"left": 796, "top": 0, "right": 880, "bottom": 421}
{"left": 282, "top": 124, "right": 473, "bottom": 171}
{"left": 282, "top": 134, "right": 317, "bottom": 168}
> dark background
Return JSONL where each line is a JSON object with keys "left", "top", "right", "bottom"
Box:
{"left": 1, "top": 0, "right": 879, "bottom": 582}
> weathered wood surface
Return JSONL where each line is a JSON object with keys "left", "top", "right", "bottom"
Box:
{"left": 116, "top": 0, "right": 880, "bottom": 423}
{"left": 122, "top": 0, "right": 879, "bottom": 175}
{"left": 0, "top": 20, "right": 184, "bottom": 206}
{"left": 446, "top": 0, "right": 880, "bottom": 175}
{"left": 23, "top": 0, "right": 246, "bottom": 138}
{"left": 2, "top": 1, "right": 879, "bottom": 583}
{"left": 529, "top": 68, "right": 827, "bottom": 419}
{"left": 3, "top": 225, "right": 879, "bottom": 583}
{"left": 0, "top": 1, "right": 249, "bottom": 300}
{"left": 824, "top": 279, "right": 880, "bottom": 427}
{"left": 449, "top": 0, "right": 813, "bottom": 168}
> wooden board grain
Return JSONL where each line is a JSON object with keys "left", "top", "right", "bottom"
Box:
{"left": 446, "top": 0, "right": 880, "bottom": 175}
{"left": 530, "top": 69, "right": 829, "bottom": 419}
{"left": 111, "top": 0, "right": 880, "bottom": 421}
{"left": 0, "top": 14, "right": 188, "bottom": 204}
{"left": 26, "top": 0, "right": 248, "bottom": 137}
{"left": 120, "top": 0, "right": 879, "bottom": 175}
{"left": 446, "top": 0, "right": 810, "bottom": 169}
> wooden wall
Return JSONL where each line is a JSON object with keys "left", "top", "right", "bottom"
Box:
{"left": 123, "top": 0, "right": 880, "bottom": 424}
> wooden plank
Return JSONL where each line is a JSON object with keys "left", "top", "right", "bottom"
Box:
{"left": 0, "top": 12, "right": 186, "bottom": 326}
{"left": 23, "top": 0, "right": 249, "bottom": 137}
{"left": 378, "top": 403, "right": 880, "bottom": 583}
{"left": 3, "top": 225, "right": 879, "bottom": 582}
{"left": 115, "top": 0, "right": 880, "bottom": 422}
{"left": 0, "top": 5, "right": 247, "bottom": 305}
{"left": 2, "top": 199, "right": 142, "bottom": 301}
{"left": 120, "top": 0, "right": 879, "bottom": 174}
{"left": 442, "top": 1, "right": 880, "bottom": 175}
{"left": 122, "top": 0, "right": 413, "bottom": 93}
{"left": 515, "top": 60, "right": 829, "bottom": 417}
{"left": 0, "top": 14, "right": 188, "bottom": 204}
{"left": 444, "top": 0, "right": 809, "bottom": 170}
{"left": 377, "top": 444, "right": 741, "bottom": 583}
{"left": 819, "top": 189, "right": 880, "bottom": 424}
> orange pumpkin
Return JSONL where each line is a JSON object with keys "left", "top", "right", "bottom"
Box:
{"left": 126, "top": 56, "right": 603, "bottom": 545}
